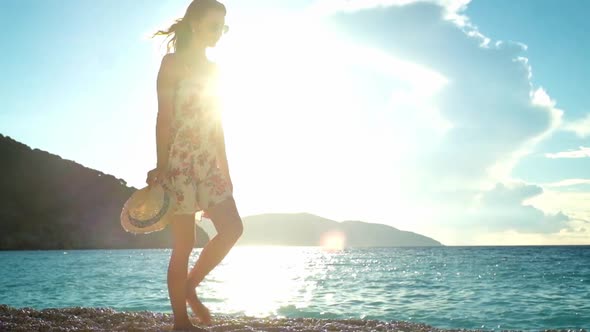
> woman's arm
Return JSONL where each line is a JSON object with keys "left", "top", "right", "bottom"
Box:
{"left": 155, "top": 53, "right": 178, "bottom": 170}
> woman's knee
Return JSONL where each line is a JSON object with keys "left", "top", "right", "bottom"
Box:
{"left": 209, "top": 197, "right": 243, "bottom": 240}
{"left": 221, "top": 218, "right": 244, "bottom": 242}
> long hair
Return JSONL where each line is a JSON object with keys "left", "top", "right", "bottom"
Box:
{"left": 152, "top": 0, "right": 226, "bottom": 54}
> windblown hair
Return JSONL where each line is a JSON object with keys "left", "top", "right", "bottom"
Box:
{"left": 152, "top": 0, "right": 226, "bottom": 53}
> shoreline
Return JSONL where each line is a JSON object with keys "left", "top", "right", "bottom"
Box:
{"left": 1, "top": 304, "right": 586, "bottom": 332}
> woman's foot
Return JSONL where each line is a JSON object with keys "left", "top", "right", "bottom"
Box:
{"left": 172, "top": 322, "right": 208, "bottom": 331}
{"left": 186, "top": 288, "right": 212, "bottom": 325}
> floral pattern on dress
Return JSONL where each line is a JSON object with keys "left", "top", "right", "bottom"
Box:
{"left": 158, "top": 69, "right": 232, "bottom": 216}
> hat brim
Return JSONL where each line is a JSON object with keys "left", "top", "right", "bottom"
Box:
{"left": 120, "top": 185, "right": 177, "bottom": 234}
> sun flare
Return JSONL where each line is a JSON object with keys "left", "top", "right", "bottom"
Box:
{"left": 319, "top": 230, "right": 347, "bottom": 251}
{"left": 203, "top": 12, "right": 448, "bottom": 227}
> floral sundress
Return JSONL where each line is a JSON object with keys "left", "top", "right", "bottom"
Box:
{"left": 158, "top": 64, "right": 233, "bottom": 219}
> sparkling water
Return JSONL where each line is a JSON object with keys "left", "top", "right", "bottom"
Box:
{"left": 1, "top": 246, "right": 588, "bottom": 330}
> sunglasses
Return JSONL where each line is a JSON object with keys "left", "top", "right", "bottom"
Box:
{"left": 208, "top": 22, "right": 229, "bottom": 34}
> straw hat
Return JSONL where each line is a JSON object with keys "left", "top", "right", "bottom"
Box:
{"left": 120, "top": 184, "right": 177, "bottom": 234}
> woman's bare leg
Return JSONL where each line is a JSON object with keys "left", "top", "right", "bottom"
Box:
{"left": 168, "top": 213, "right": 198, "bottom": 330}
{"left": 186, "top": 196, "right": 243, "bottom": 324}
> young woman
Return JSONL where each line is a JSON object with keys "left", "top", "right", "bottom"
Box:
{"left": 147, "top": 1, "right": 243, "bottom": 331}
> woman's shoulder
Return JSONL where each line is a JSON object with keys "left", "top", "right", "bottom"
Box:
{"left": 159, "top": 53, "right": 184, "bottom": 76}
{"left": 161, "top": 52, "right": 178, "bottom": 63}
{"left": 157, "top": 53, "right": 186, "bottom": 87}
{"left": 160, "top": 53, "right": 219, "bottom": 83}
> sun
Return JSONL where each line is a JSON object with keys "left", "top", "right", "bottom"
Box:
{"left": 207, "top": 15, "right": 359, "bottom": 205}
{"left": 212, "top": 15, "right": 353, "bottom": 148}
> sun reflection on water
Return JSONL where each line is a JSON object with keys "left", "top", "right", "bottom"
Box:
{"left": 197, "top": 246, "right": 339, "bottom": 317}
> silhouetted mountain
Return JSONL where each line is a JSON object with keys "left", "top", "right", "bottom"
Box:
{"left": 199, "top": 212, "right": 443, "bottom": 247}
{"left": 0, "top": 133, "right": 209, "bottom": 250}
{"left": 1, "top": 134, "right": 443, "bottom": 250}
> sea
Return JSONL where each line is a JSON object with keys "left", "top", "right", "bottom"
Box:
{"left": 1, "top": 246, "right": 589, "bottom": 331}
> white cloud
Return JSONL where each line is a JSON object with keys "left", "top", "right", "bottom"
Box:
{"left": 331, "top": 3, "right": 559, "bottom": 189}
{"left": 531, "top": 87, "right": 555, "bottom": 108}
{"left": 309, "top": 0, "right": 471, "bottom": 14}
{"left": 467, "top": 182, "right": 570, "bottom": 233}
{"left": 213, "top": 0, "right": 584, "bottom": 244}
{"left": 319, "top": 1, "right": 581, "bottom": 243}
{"left": 525, "top": 188, "right": 590, "bottom": 228}
{"left": 562, "top": 113, "right": 590, "bottom": 138}
{"left": 545, "top": 146, "right": 590, "bottom": 159}
{"left": 542, "top": 178, "right": 590, "bottom": 187}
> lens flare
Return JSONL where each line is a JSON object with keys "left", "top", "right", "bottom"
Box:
{"left": 320, "top": 230, "right": 346, "bottom": 251}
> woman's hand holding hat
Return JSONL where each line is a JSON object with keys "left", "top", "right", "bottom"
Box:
{"left": 146, "top": 167, "right": 165, "bottom": 187}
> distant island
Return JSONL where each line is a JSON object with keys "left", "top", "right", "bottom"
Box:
{"left": 0, "top": 133, "right": 442, "bottom": 250}
{"left": 201, "top": 213, "right": 442, "bottom": 247}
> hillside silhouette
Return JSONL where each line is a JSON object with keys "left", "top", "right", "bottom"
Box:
{"left": 0, "top": 133, "right": 209, "bottom": 250}
{"left": 1, "top": 133, "right": 442, "bottom": 250}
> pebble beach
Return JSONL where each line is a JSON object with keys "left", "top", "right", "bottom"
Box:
{"left": 1, "top": 304, "right": 587, "bottom": 332}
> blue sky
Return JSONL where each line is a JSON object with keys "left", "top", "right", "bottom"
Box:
{"left": 1, "top": 0, "right": 589, "bottom": 245}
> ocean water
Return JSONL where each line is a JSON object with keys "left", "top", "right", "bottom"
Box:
{"left": 0, "top": 246, "right": 588, "bottom": 331}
